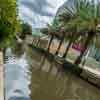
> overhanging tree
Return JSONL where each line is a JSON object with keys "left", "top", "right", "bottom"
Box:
{"left": 0, "top": 0, "right": 20, "bottom": 48}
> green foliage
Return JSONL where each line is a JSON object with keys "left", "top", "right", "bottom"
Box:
{"left": 0, "top": 0, "right": 20, "bottom": 48}
{"left": 40, "top": 27, "right": 49, "bottom": 34}
{"left": 21, "top": 23, "right": 32, "bottom": 34}
{"left": 41, "top": 21, "right": 65, "bottom": 40}
{"left": 40, "top": 24, "right": 59, "bottom": 36}
{"left": 20, "top": 23, "right": 32, "bottom": 39}
{"left": 57, "top": 0, "right": 100, "bottom": 47}
{"left": 42, "top": 0, "right": 100, "bottom": 47}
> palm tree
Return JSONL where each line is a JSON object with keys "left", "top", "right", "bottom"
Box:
{"left": 40, "top": 27, "right": 53, "bottom": 51}
{"left": 41, "top": 3, "right": 76, "bottom": 54}
{"left": 62, "top": 32, "right": 80, "bottom": 58}
{"left": 41, "top": 24, "right": 60, "bottom": 51}
{"left": 56, "top": 0, "right": 79, "bottom": 58}
{"left": 58, "top": 17, "right": 80, "bottom": 58}
{"left": 63, "top": 0, "right": 100, "bottom": 65}
{"left": 55, "top": 33, "right": 65, "bottom": 55}
{"left": 54, "top": 24, "right": 66, "bottom": 55}
{"left": 55, "top": 8, "right": 78, "bottom": 56}
{"left": 56, "top": 0, "right": 100, "bottom": 65}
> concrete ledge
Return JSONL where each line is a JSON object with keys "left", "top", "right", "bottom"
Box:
{"left": 54, "top": 56, "right": 100, "bottom": 88}
{"left": 31, "top": 46, "right": 100, "bottom": 89}
{"left": 80, "top": 68, "right": 100, "bottom": 88}
{"left": 0, "top": 51, "right": 4, "bottom": 100}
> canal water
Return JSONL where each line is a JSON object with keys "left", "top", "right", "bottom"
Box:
{"left": 5, "top": 44, "right": 100, "bottom": 100}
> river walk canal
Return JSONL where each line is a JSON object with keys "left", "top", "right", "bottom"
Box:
{"left": 5, "top": 43, "right": 100, "bottom": 100}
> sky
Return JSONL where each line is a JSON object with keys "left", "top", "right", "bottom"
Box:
{"left": 18, "top": 0, "right": 66, "bottom": 29}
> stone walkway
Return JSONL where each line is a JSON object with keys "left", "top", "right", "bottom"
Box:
{"left": 0, "top": 51, "right": 4, "bottom": 100}
{"left": 67, "top": 58, "right": 100, "bottom": 77}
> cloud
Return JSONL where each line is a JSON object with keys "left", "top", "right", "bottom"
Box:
{"left": 18, "top": 0, "right": 66, "bottom": 28}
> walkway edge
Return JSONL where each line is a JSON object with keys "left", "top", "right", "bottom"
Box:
{"left": 0, "top": 51, "right": 4, "bottom": 100}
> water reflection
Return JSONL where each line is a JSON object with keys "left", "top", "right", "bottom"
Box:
{"left": 11, "top": 43, "right": 24, "bottom": 57}
{"left": 5, "top": 45, "right": 100, "bottom": 100}
{"left": 5, "top": 48, "right": 30, "bottom": 100}
{"left": 28, "top": 47, "right": 100, "bottom": 100}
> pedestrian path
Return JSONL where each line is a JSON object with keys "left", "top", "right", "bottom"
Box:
{"left": 67, "top": 58, "right": 100, "bottom": 77}
{"left": 0, "top": 51, "right": 4, "bottom": 100}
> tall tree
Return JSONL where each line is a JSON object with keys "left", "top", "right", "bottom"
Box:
{"left": 20, "top": 23, "right": 32, "bottom": 39}
{"left": 41, "top": 23, "right": 61, "bottom": 52}
{"left": 62, "top": 0, "right": 100, "bottom": 65}
{"left": 0, "top": 0, "right": 20, "bottom": 48}
{"left": 56, "top": 0, "right": 78, "bottom": 58}
{"left": 55, "top": 0, "right": 100, "bottom": 65}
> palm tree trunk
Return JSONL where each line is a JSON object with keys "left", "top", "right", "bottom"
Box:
{"left": 74, "top": 36, "right": 91, "bottom": 65}
{"left": 55, "top": 35, "right": 64, "bottom": 55}
{"left": 47, "top": 35, "right": 54, "bottom": 51}
{"left": 82, "top": 48, "right": 90, "bottom": 66}
{"left": 37, "top": 37, "right": 40, "bottom": 46}
{"left": 62, "top": 40, "right": 72, "bottom": 58}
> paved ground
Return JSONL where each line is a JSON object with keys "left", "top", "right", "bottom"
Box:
{"left": 0, "top": 51, "right": 4, "bottom": 100}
